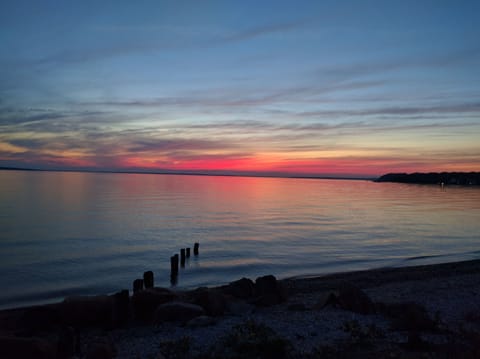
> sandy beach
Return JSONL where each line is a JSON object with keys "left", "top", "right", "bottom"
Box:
{"left": 1, "top": 259, "right": 479, "bottom": 358}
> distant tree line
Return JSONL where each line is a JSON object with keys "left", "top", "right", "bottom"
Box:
{"left": 375, "top": 172, "right": 480, "bottom": 186}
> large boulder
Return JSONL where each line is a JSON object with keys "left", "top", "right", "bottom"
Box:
{"left": 154, "top": 301, "right": 205, "bottom": 324}
{"left": 189, "top": 287, "right": 226, "bottom": 316}
{"left": 253, "top": 275, "right": 287, "bottom": 306}
{"left": 337, "top": 283, "right": 375, "bottom": 314}
{"left": 60, "top": 295, "right": 112, "bottom": 327}
{"left": 0, "top": 336, "right": 56, "bottom": 359}
{"left": 382, "top": 302, "right": 437, "bottom": 331}
{"left": 21, "top": 304, "right": 61, "bottom": 333}
{"left": 313, "top": 291, "right": 339, "bottom": 310}
{"left": 222, "top": 278, "right": 255, "bottom": 299}
{"left": 132, "top": 287, "right": 177, "bottom": 321}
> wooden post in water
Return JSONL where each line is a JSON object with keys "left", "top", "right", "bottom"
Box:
{"left": 174, "top": 254, "right": 179, "bottom": 271}
{"left": 133, "top": 279, "right": 144, "bottom": 293}
{"left": 186, "top": 247, "right": 191, "bottom": 258}
{"left": 194, "top": 242, "right": 199, "bottom": 255}
{"left": 180, "top": 248, "right": 186, "bottom": 267}
{"left": 170, "top": 254, "right": 179, "bottom": 276}
{"left": 170, "top": 273, "right": 178, "bottom": 286}
{"left": 143, "top": 271, "right": 154, "bottom": 288}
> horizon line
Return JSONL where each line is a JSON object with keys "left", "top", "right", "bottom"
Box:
{"left": 0, "top": 166, "right": 377, "bottom": 181}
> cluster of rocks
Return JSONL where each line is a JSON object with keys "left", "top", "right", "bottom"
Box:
{"left": 2, "top": 270, "right": 473, "bottom": 358}
{"left": 0, "top": 274, "right": 287, "bottom": 359}
{"left": 312, "top": 282, "right": 439, "bottom": 331}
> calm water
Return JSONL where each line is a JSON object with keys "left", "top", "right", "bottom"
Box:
{"left": 1, "top": 170, "right": 479, "bottom": 309}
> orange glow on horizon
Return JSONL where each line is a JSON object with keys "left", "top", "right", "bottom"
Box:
{"left": 106, "top": 154, "right": 480, "bottom": 177}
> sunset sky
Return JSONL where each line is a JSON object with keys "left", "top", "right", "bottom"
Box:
{"left": 1, "top": 1, "right": 479, "bottom": 177}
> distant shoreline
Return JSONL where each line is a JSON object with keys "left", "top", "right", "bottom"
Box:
{"left": 3, "top": 166, "right": 480, "bottom": 185}
{"left": 0, "top": 166, "right": 374, "bottom": 181}
{"left": 376, "top": 172, "right": 480, "bottom": 186}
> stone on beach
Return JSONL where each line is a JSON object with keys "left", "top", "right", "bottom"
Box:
{"left": 381, "top": 302, "right": 438, "bottom": 331}
{"left": 189, "top": 287, "right": 227, "bottom": 317}
{"left": 132, "top": 287, "right": 177, "bottom": 321}
{"left": 222, "top": 277, "right": 255, "bottom": 299}
{"left": 313, "top": 291, "right": 339, "bottom": 310}
{"left": 0, "top": 336, "right": 56, "bottom": 359}
{"left": 21, "top": 305, "right": 60, "bottom": 333}
{"left": 253, "top": 275, "right": 287, "bottom": 306}
{"left": 337, "top": 282, "right": 375, "bottom": 314}
{"left": 60, "top": 295, "right": 113, "bottom": 327}
{"left": 153, "top": 301, "right": 205, "bottom": 324}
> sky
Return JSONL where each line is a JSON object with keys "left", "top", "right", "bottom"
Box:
{"left": 0, "top": 0, "right": 479, "bottom": 178}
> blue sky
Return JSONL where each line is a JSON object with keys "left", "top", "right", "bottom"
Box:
{"left": 1, "top": 0, "right": 479, "bottom": 176}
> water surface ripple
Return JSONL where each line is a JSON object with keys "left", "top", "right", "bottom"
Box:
{"left": 1, "top": 171, "right": 479, "bottom": 309}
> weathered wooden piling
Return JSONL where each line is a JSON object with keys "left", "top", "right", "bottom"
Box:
{"left": 133, "top": 279, "right": 144, "bottom": 293}
{"left": 170, "top": 254, "right": 179, "bottom": 275}
{"left": 194, "top": 242, "right": 199, "bottom": 255}
{"left": 143, "top": 271, "right": 154, "bottom": 288}
{"left": 174, "top": 254, "right": 179, "bottom": 270}
{"left": 180, "top": 248, "right": 186, "bottom": 267}
{"left": 186, "top": 247, "right": 191, "bottom": 257}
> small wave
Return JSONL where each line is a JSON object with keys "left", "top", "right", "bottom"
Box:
{"left": 405, "top": 254, "right": 445, "bottom": 261}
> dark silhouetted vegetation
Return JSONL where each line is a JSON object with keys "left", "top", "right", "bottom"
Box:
{"left": 376, "top": 172, "right": 480, "bottom": 185}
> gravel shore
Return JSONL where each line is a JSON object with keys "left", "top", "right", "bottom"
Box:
{"left": 1, "top": 259, "right": 479, "bottom": 358}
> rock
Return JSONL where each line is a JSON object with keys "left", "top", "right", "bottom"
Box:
{"left": 154, "top": 301, "right": 205, "bottom": 324}
{"left": 253, "top": 275, "right": 287, "bottom": 306}
{"left": 313, "top": 291, "right": 339, "bottom": 310}
{"left": 85, "top": 340, "right": 116, "bottom": 359}
{"left": 132, "top": 287, "right": 177, "bottom": 321}
{"left": 21, "top": 304, "right": 60, "bottom": 333}
{"left": 186, "top": 315, "right": 216, "bottom": 328}
{"left": 255, "top": 275, "right": 278, "bottom": 296}
{"left": 60, "top": 295, "right": 112, "bottom": 327}
{"left": 189, "top": 287, "right": 226, "bottom": 316}
{"left": 57, "top": 326, "right": 78, "bottom": 359}
{"left": 222, "top": 278, "right": 255, "bottom": 299}
{"left": 111, "top": 290, "right": 129, "bottom": 327}
{"left": 0, "top": 336, "right": 56, "bottom": 359}
{"left": 337, "top": 283, "right": 375, "bottom": 314}
{"left": 383, "top": 302, "right": 437, "bottom": 331}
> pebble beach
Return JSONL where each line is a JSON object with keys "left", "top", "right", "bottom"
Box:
{"left": 1, "top": 259, "right": 479, "bottom": 358}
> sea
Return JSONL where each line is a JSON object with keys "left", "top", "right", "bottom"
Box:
{"left": 1, "top": 170, "right": 479, "bottom": 309}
